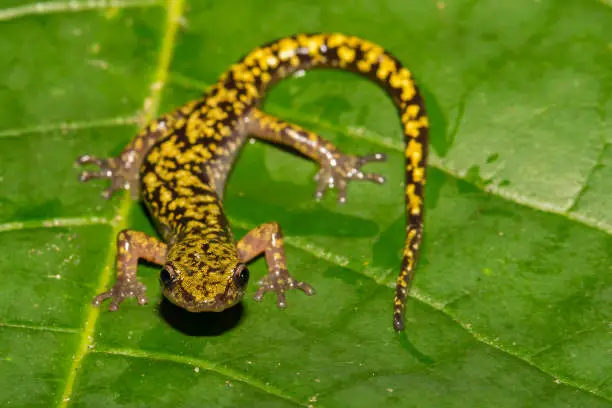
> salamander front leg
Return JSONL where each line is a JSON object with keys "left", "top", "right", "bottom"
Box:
{"left": 76, "top": 154, "right": 140, "bottom": 200}
{"left": 76, "top": 115, "right": 173, "bottom": 199}
{"left": 246, "top": 109, "right": 387, "bottom": 204}
{"left": 93, "top": 230, "right": 167, "bottom": 311}
{"left": 237, "top": 222, "right": 315, "bottom": 308}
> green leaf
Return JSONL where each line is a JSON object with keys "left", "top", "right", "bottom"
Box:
{"left": 1, "top": 0, "right": 610, "bottom": 407}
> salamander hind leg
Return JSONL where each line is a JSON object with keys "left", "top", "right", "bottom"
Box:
{"left": 313, "top": 151, "right": 387, "bottom": 204}
{"left": 93, "top": 229, "right": 167, "bottom": 311}
{"left": 237, "top": 222, "right": 315, "bottom": 308}
{"left": 247, "top": 109, "right": 387, "bottom": 204}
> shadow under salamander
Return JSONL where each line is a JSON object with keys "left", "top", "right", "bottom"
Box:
{"left": 158, "top": 297, "right": 244, "bottom": 336}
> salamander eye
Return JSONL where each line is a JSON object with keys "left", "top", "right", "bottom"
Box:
{"left": 160, "top": 264, "right": 178, "bottom": 287}
{"left": 233, "top": 265, "right": 250, "bottom": 288}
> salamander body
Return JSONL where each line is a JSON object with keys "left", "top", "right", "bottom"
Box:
{"left": 77, "top": 33, "right": 429, "bottom": 331}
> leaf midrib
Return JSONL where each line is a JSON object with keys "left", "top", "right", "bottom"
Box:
{"left": 0, "top": 0, "right": 163, "bottom": 23}
{"left": 56, "top": 0, "right": 185, "bottom": 406}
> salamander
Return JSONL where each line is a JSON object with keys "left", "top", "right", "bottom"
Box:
{"left": 76, "top": 33, "right": 428, "bottom": 331}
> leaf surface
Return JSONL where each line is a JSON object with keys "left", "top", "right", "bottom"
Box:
{"left": 0, "top": 0, "right": 610, "bottom": 407}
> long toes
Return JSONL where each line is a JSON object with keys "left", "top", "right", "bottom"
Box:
{"left": 91, "top": 291, "right": 112, "bottom": 306}
{"left": 276, "top": 292, "right": 287, "bottom": 309}
{"left": 363, "top": 172, "right": 386, "bottom": 184}
{"left": 359, "top": 152, "right": 387, "bottom": 164}
{"left": 78, "top": 171, "right": 94, "bottom": 182}
{"left": 336, "top": 179, "right": 348, "bottom": 204}
{"left": 101, "top": 187, "right": 117, "bottom": 200}
{"left": 76, "top": 154, "right": 103, "bottom": 166}
{"left": 253, "top": 287, "right": 265, "bottom": 302}
{"left": 79, "top": 170, "right": 111, "bottom": 182}
{"left": 314, "top": 176, "right": 330, "bottom": 201}
{"left": 109, "top": 296, "right": 123, "bottom": 312}
{"left": 314, "top": 188, "right": 325, "bottom": 201}
{"left": 296, "top": 281, "right": 315, "bottom": 295}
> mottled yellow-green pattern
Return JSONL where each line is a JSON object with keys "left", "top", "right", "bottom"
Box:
{"left": 77, "top": 33, "right": 429, "bottom": 332}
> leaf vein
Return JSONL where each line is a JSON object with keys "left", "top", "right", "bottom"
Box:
{"left": 0, "top": 216, "right": 110, "bottom": 234}
{"left": 228, "top": 216, "right": 610, "bottom": 402}
{"left": 528, "top": 326, "right": 603, "bottom": 359}
{"left": 57, "top": 0, "right": 185, "bottom": 406}
{"left": 0, "top": 0, "right": 162, "bottom": 22}
{"left": 567, "top": 143, "right": 609, "bottom": 213}
{"left": 0, "top": 321, "right": 80, "bottom": 334}
{"left": 95, "top": 347, "right": 310, "bottom": 407}
{"left": 0, "top": 116, "right": 137, "bottom": 139}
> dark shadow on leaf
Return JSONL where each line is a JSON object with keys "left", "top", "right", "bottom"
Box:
{"left": 12, "top": 199, "right": 63, "bottom": 221}
{"left": 456, "top": 175, "right": 484, "bottom": 194}
{"left": 225, "top": 141, "right": 315, "bottom": 208}
{"left": 420, "top": 85, "right": 450, "bottom": 158}
{"left": 464, "top": 164, "right": 494, "bottom": 189}
{"left": 397, "top": 331, "right": 434, "bottom": 365}
{"left": 158, "top": 297, "right": 244, "bottom": 336}
{"left": 222, "top": 140, "right": 383, "bottom": 238}
{"left": 372, "top": 169, "right": 443, "bottom": 271}
{"left": 372, "top": 213, "right": 404, "bottom": 272}
{"left": 324, "top": 265, "right": 363, "bottom": 285}
{"left": 226, "top": 196, "right": 380, "bottom": 238}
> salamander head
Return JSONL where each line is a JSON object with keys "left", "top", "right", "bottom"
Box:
{"left": 160, "top": 236, "right": 249, "bottom": 312}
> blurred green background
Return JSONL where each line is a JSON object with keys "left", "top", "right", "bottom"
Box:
{"left": 0, "top": 0, "right": 610, "bottom": 407}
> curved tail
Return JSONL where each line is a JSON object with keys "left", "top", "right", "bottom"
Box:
{"left": 235, "top": 33, "right": 429, "bottom": 331}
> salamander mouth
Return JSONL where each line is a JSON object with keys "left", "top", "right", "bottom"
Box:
{"left": 163, "top": 285, "right": 244, "bottom": 313}
{"left": 182, "top": 301, "right": 230, "bottom": 313}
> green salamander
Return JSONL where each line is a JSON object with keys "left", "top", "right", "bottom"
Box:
{"left": 77, "top": 33, "right": 429, "bottom": 331}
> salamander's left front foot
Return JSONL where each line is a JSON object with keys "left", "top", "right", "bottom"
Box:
{"left": 254, "top": 268, "right": 315, "bottom": 308}
{"left": 314, "top": 152, "right": 387, "bottom": 203}
{"left": 236, "top": 222, "right": 316, "bottom": 309}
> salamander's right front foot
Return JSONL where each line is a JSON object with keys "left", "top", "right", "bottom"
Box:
{"left": 76, "top": 154, "right": 139, "bottom": 199}
{"left": 92, "top": 277, "right": 148, "bottom": 311}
